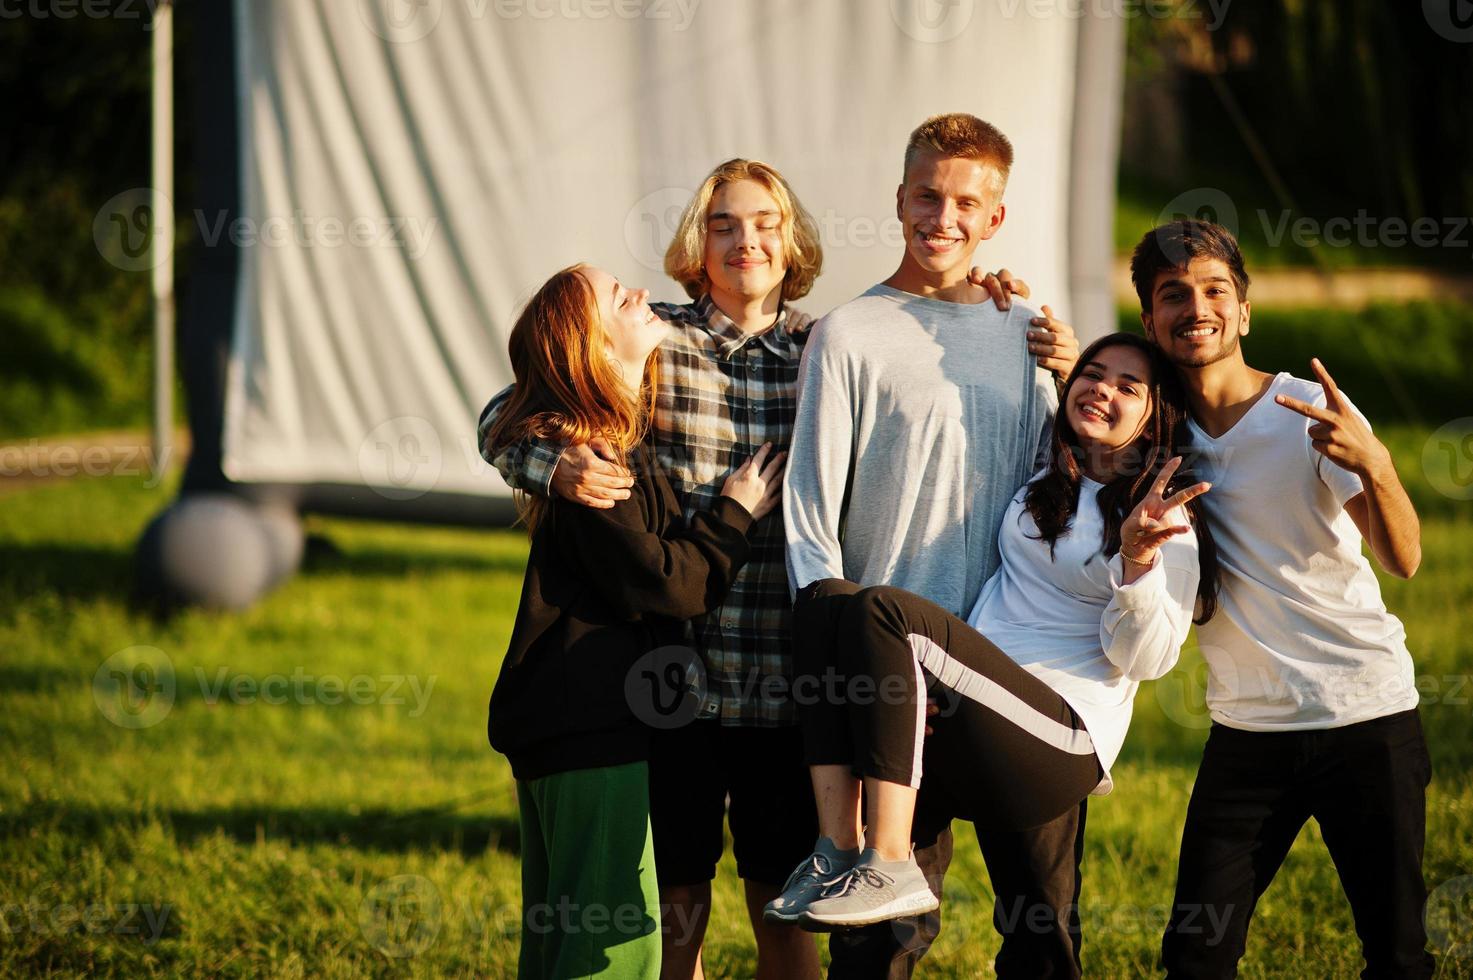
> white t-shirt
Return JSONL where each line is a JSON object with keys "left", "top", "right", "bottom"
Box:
{"left": 967, "top": 476, "right": 1199, "bottom": 793}
{"left": 1188, "top": 372, "right": 1418, "bottom": 731}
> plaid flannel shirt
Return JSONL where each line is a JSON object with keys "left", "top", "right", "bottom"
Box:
{"left": 477, "top": 294, "right": 813, "bottom": 727}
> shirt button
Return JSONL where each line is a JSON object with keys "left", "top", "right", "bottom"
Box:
{"left": 722, "top": 620, "right": 735, "bottom": 629}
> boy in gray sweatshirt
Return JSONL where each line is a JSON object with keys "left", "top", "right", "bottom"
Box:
{"left": 783, "top": 113, "right": 1081, "bottom": 979}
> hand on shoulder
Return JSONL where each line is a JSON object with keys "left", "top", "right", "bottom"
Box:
{"left": 552, "top": 437, "right": 635, "bottom": 510}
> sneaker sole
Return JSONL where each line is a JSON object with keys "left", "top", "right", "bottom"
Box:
{"left": 797, "top": 891, "right": 940, "bottom": 930}
{"left": 763, "top": 885, "right": 848, "bottom": 925}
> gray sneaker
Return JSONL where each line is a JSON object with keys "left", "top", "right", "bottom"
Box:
{"left": 762, "top": 837, "right": 858, "bottom": 924}
{"left": 798, "top": 849, "right": 939, "bottom": 930}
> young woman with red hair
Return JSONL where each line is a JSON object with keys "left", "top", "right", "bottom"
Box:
{"left": 484, "top": 264, "right": 785, "bottom": 979}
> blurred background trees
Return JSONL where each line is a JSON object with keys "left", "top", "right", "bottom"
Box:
{"left": 2, "top": 0, "right": 1471, "bottom": 436}
{"left": 0, "top": 8, "right": 191, "bottom": 436}
{"left": 1121, "top": 0, "right": 1473, "bottom": 267}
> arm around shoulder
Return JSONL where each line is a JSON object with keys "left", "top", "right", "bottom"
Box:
{"left": 478, "top": 383, "right": 565, "bottom": 498}
{"left": 554, "top": 474, "right": 753, "bottom": 622}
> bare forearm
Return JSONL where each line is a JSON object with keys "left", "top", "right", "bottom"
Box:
{"left": 1358, "top": 462, "right": 1421, "bottom": 578}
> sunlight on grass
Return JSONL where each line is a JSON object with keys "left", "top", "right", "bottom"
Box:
{"left": 2, "top": 427, "right": 1470, "bottom": 977}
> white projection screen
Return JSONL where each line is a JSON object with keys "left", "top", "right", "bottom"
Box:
{"left": 219, "top": 0, "right": 1123, "bottom": 505}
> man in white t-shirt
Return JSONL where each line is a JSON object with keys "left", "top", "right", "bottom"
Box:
{"left": 1130, "top": 220, "right": 1433, "bottom": 979}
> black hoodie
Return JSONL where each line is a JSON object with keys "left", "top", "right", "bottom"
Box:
{"left": 488, "top": 441, "right": 754, "bottom": 780}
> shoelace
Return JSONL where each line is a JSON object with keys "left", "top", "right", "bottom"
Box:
{"left": 823, "top": 866, "right": 895, "bottom": 899}
{"left": 782, "top": 852, "right": 834, "bottom": 891}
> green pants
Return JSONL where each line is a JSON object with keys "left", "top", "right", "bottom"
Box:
{"left": 516, "top": 761, "right": 661, "bottom": 979}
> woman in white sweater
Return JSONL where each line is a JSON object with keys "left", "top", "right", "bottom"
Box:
{"left": 768, "top": 332, "right": 1221, "bottom": 930}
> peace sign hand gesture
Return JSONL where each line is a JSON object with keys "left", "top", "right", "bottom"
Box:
{"left": 1119, "top": 456, "right": 1211, "bottom": 566}
{"left": 1274, "top": 358, "right": 1392, "bottom": 480}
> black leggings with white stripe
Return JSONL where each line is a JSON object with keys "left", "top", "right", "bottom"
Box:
{"left": 794, "top": 578, "right": 1104, "bottom": 835}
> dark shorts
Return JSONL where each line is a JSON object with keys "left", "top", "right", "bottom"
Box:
{"left": 647, "top": 720, "right": 818, "bottom": 888}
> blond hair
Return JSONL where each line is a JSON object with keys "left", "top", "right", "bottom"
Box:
{"left": 903, "top": 113, "right": 1014, "bottom": 196}
{"left": 664, "top": 159, "right": 823, "bottom": 301}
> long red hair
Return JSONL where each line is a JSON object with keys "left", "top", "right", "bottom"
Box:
{"left": 485, "top": 265, "right": 659, "bottom": 532}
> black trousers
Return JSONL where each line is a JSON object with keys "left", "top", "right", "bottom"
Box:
{"left": 1161, "top": 710, "right": 1435, "bottom": 979}
{"left": 794, "top": 579, "right": 1102, "bottom": 979}
{"left": 825, "top": 806, "right": 1089, "bottom": 980}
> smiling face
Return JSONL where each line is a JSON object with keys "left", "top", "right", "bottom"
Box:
{"left": 1142, "top": 256, "right": 1251, "bottom": 368}
{"left": 1064, "top": 343, "right": 1155, "bottom": 456}
{"left": 702, "top": 179, "right": 789, "bottom": 311}
{"left": 580, "top": 265, "right": 666, "bottom": 370}
{"left": 894, "top": 148, "right": 1006, "bottom": 285}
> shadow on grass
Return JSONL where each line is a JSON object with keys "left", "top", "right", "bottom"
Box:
{"left": 0, "top": 542, "right": 133, "bottom": 603}
{"left": 1, "top": 799, "right": 520, "bottom": 857}
{"left": 0, "top": 538, "right": 528, "bottom": 607}
{"left": 301, "top": 544, "right": 528, "bottom": 580}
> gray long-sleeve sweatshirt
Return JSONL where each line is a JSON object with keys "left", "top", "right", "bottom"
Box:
{"left": 783, "top": 283, "right": 1058, "bottom": 616}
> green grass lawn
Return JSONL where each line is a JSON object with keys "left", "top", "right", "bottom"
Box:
{"left": 3, "top": 426, "right": 1472, "bottom": 978}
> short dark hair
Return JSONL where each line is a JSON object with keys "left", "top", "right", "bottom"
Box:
{"left": 1129, "top": 220, "right": 1250, "bottom": 312}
